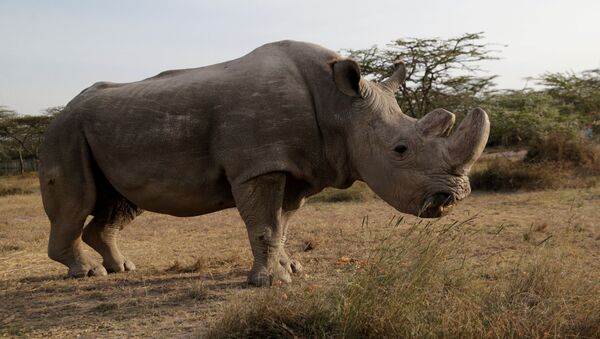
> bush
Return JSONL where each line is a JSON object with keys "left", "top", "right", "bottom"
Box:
{"left": 470, "top": 159, "right": 559, "bottom": 191}
{"left": 307, "top": 182, "right": 376, "bottom": 203}
{"left": 525, "top": 132, "right": 599, "bottom": 170}
{"left": 484, "top": 90, "right": 577, "bottom": 147}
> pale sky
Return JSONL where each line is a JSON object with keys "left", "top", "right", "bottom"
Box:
{"left": 1, "top": 0, "right": 599, "bottom": 115}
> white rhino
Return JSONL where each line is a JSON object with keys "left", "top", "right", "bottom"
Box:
{"left": 39, "top": 40, "right": 489, "bottom": 286}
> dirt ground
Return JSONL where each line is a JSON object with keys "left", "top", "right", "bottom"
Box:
{"left": 1, "top": 181, "right": 599, "bottom": 337}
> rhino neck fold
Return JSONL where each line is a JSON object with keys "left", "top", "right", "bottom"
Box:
{"left": 312, "top": 106, "right": 360, "bottom": 190}
{"left": 295, "top": 58, "right": 362, "bottom": 191}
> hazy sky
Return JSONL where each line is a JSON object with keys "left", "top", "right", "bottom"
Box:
{"left": 1, "top": 0, "right": 599, "bottom": 114}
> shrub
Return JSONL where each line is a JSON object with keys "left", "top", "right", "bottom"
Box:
{"left": 525, "top": 132, "right": 599, "bottom": 170}
{"left": 307, "top": 182, "right": 376, "bottom": 203}
{"left": 484, "top": 90, "right": 577, "bottom": 147}
{"left": 470, "top": 159, "right": 559, "bottom": 191}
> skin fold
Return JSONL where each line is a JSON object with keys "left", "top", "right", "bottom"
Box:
{"left": 39, "top": 40, "right": 489, "bottom": 286}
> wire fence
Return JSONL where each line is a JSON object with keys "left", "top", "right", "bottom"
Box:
{"left": 0, "top": 159, "right": 38, "bottom": 176}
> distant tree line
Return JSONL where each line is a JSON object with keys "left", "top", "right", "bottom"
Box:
{"left": 1, "top": 32, "right": 599, "bottom": 175}
{"left": 0, "top": 106, "right": 62, "bottom": 174}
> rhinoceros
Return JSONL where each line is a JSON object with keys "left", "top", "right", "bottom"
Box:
{"left": 39, "top": 40, "right": 489, "bottom": 286}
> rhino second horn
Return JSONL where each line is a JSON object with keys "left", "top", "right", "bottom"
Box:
{"left": 382, "top": 60, "right": 407, "bottom": 91}
{"left": 448, "top": 107, "right": 490, "bottom": 171}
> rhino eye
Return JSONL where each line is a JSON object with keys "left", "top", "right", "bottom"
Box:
{"left": 394, "top": 144, "right": 408, "bottom": 155}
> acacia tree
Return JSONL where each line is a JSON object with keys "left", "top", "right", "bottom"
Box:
{"left": 537, "top": 69, "right": 600, "bottom": 116}
{"left": 344, "top": 32, "right": 500, "bottom": 118}
{"left": 43, "top": 105, "right": 65, "bottom": 117}
{"left": 0, "top": 108, "right": 53, "bottom": 174}
{"left": 0, "top": 107, "right": 18, "bottom": 162}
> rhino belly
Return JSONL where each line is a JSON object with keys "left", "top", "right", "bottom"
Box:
{"left": 96, "top": 155, "right": 235, "bottom": 217}
{"left": 84, "top": 113, "right": 235, "bottom": 216}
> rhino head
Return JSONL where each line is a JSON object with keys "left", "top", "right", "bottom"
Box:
{"left": 332, "top": 59, "right": 490, "bottom": 218}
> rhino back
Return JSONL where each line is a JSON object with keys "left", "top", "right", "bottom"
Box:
{"left": 56, "top": 40, "right": 343, "bottom": 216}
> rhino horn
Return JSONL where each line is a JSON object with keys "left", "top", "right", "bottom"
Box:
{"left": 382, "top": 60, "right": 406, "bottom": 91}
{"left": 448, "top": 108, "right": 490, "bottom": 171}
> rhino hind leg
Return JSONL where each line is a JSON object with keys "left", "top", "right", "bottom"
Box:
{"left": 232, "top": 172, "right": 304, "bottom": 286}
{"left": 48, "top": 218, "right": 108, "bottom": 278}
{"left": 41, "top": 133, "right": 107, "bottom": 278}
{"left": 82, "top": 176, "right": 142, "bottom": 274}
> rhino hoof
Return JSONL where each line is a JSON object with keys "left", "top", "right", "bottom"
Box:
{"left": 68, "top": 265, "right": 108, "bottom": 278}
{"left": 290, "top": 259, "right": 303, "bottom": 274}
{"left": 279, "top": 258, "right": 303, "bottom": 275}
{"left": 104, "top": 259, "right": 137, "bottom": 273}
{"left": 248, "top": 269, "right": 274, "bottom": 287}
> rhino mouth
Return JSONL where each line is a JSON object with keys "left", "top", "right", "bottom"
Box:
{"left": 418, "top": 192, "right": 457, "bottom": 218}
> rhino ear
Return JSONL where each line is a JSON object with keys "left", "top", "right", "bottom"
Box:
{"left": 332, "top": 59, "right": 363, "bottom": 97}
{"left": 417, "top": 108, "right": 456, "bottom": 137}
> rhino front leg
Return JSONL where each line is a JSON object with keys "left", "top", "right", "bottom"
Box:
{"left": 232, "top": 172, "right": 302, "bottom": 286}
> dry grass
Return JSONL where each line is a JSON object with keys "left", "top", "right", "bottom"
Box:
{"left": 0, "top": 173, "right": 39, "bottom": 196}
{"left": 1, "top": 175, "right": 599, "bottom": 337}
{"left": 210, "top": 218, "right": 600, "bottom": 338}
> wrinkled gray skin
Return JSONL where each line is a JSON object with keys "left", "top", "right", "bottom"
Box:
{"left": 39, "top": 40, "right": 489, "bottom": 286}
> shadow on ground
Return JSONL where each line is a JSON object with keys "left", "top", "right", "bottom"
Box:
{"left": 1, "top": 269, "right": 248, "bottom": 336}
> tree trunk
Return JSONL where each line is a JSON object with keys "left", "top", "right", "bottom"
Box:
{"left": 18, "top": 150, "right": 24, "bottom": 176}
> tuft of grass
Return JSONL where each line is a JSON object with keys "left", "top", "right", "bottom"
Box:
{"left": 91, "top": 302, "right": 119, "bottom": 313}
{"left": 165, "top": 257, "right": 207, "bottom": 274}
{"left": 209, "top": 218, "right": 600, "bottom": 338}
{"left": 189, "top": 257, "right": 207, "bottom": 273}
{"left": 184, "top": 281, "right": 209, "bottom": 301}
{"left": 0, "top": 244, "right": 22, "bottom": 253}
{"left": 166, "top": 260, "right": 183, "bottom": 272}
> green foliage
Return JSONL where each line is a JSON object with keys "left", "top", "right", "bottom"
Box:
{"left": 0, "top": 113, "right": 53, "bottom": 161}
{"left": 537, "top": 69, "right": 600, "bottom": 117}
{"left": 345, "top": 32, "right": 499, "bottom": 118}
{"left": 484, "top": 68, "right": 600, "bottom": 147}
{"left": 484, "top": 90, "right": 572, "bottom": 146}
